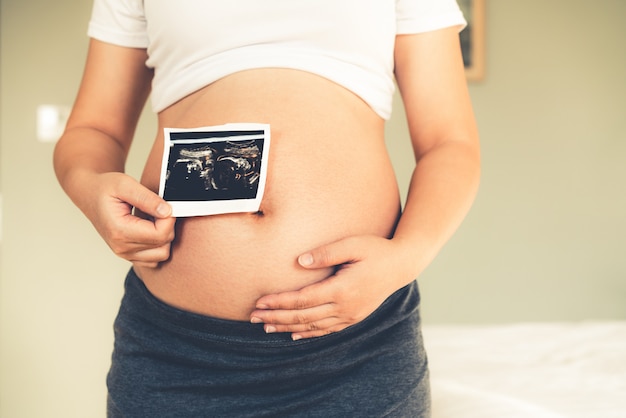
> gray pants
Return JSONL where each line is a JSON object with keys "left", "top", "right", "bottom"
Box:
{"left": 107, "top": 269, "right": 431, "bottom": 417}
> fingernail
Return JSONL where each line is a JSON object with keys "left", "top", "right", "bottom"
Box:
{"left": 292, "top": 334, "right": 303, "bottom": 341}
{"left": 265, "top": 325, "right": 277, "bottom": 334}
{"left": 298, "top": 253, "right": 314, "bottom": 267}
{"left": 256, "top": 303, "right": 269, "bottom": 310}
{"left": 156, "top": 203, "right": 171, "bottom": 217}
{"left": 250, "top": 317, "right": 263, "bottom": 324}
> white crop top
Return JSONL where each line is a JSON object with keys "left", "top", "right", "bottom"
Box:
{"left": 88, "top": 0, "right": 466, "bottom": 119}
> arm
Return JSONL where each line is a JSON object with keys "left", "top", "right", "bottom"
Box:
{"left": 250, "top": 27, "right": 480, "bottom": 339}
{"left": 54, "top": 39, "right": 175, "bottom": 268}
{"left": 390, "top": 28, "right": 481, "bottom": 277}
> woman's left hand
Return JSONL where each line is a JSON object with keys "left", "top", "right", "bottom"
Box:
{"left": 250, "top": 235, "right": 412, "bottom": 340}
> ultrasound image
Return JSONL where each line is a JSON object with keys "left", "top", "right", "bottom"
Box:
{"left": 163, "top": 139, "right": 263, "bottom": 201}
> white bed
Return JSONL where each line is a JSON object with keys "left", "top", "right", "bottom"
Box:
{"left": 423, "top": 322, "right": 626, "bottom": 418}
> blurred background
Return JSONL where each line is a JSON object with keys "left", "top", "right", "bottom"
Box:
{"left": 1, "top": 0, "right": 625, "bottom": 416}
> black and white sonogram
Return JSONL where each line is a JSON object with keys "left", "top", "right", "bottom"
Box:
{"left": 159, "top": 123, "right": 270, "bottom": 217}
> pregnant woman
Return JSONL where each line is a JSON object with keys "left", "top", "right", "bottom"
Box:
{"left": 54, "top": 1, "right": 480, "bottom": 416}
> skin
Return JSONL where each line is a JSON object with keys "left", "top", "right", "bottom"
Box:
{"left": 54, "top": 26, "right": 480, "bottom": 341}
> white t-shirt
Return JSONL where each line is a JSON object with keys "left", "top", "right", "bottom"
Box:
{"left": 88, "top": 0, "right": 466, "bottom": 119}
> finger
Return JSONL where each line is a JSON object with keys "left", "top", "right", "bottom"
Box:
{"left": 128, "top": 209, "right": 176, "bottom": 242}
{"left": 115, "top": 239, "right": 172, "bottom": 262}
{"left": 154, "top": 216, "right": 177, "bottom": 242}
{"left": 127, "top": 242, "right": 173, "bottom": 264}
{"left": 111, "top": 215, "right": 175, "bottom": 248}
{"left": 297, "top": 236, "right": 362, "bottom": 270}
{"left": 251, "top": 302, "right": 335, "bottom": 326}
{"left": 262, "top": 316, "right": 341, "bottom": 335}
{"left": 291, "top": 324, "right": 351, "bottom": 341}
{"left": 106, "top": 216, "right": 175, "bottom": 261}
{"left": 132, "top": 261, "right": 159, "bottom": 269}
{"left": 117, "top": 177, "right": 172, "bottom": 219}
{"left": 254, "top": 280, "right": 335, "bottom": 311}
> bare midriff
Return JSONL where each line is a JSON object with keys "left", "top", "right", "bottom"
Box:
{"left": 134, "top": 69, "right": 402, "bottom": 320}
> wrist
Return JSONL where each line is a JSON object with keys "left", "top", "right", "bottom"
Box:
{"left": 389, "top": 235, "right": 435, "bottom": 283}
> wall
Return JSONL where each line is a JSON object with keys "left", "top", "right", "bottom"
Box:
{"left": 1, "top": 0, "right": 625, "bottom": 417}
{"left": 412, "top": 0, "right": 626, "bottom": 322}
{"left": 0, "top": 1, "right": 156, "bottom": 416}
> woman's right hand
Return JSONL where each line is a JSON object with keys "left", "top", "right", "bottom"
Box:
{"left": 88, "top": 172, "right": 176, "bottom": 268}
{"left": 51, "top": 40, "right": 173, "bottom": 267}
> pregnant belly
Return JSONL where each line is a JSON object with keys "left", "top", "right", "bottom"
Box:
{"left": 134, "top": 69, "right": 402, "bottom": 320}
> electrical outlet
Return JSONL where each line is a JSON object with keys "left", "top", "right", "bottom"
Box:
{"left": 36, "top": 104, "right": 71, "bottom": 142}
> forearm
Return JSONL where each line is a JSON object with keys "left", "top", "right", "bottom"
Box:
{"left": 249, "top": 141, "right": 480, "bottom": 339}
{"left": 391, "top": 139, "right": 480, "bottom": 282}
{"left": 53, "top": 127, "right": 129, "bottom": 215}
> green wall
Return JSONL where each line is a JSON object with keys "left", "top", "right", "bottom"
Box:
{"left": 2, "top": 0, "right": 625, "bottom": 416}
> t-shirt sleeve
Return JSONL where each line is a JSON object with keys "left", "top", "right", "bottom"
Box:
{"left": 396, "top": 0, "right": 467, "bottom": 34}
{"left": 87, "top": 0, "right": 149, "bottom": 48}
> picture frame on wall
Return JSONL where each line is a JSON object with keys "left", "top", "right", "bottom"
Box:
{"left": 459, "top": 0, "right": 486, "bottom": 81}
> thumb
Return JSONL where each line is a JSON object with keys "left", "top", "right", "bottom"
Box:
{"left": 119, "top": 177, "right": 172, "bottom": 219}
{"left": 153, "top": 200, "right": 173, "bottom": 219}
{"left": 297, "top": 237, "right": 360, "bottom": 269}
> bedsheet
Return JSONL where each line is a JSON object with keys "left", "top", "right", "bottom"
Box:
{"left": 423, "top": 322, "right": 626, "bottom": 418}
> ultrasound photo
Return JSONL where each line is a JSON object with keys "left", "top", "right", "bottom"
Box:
{"left": 159, "top": 124, "right": 271, "bottom": 217}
